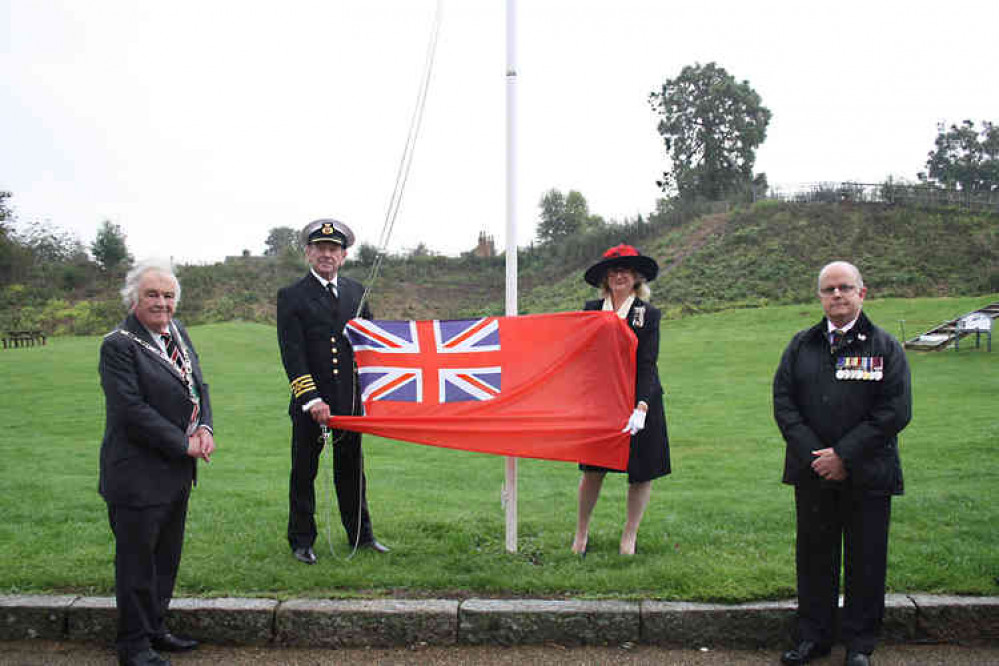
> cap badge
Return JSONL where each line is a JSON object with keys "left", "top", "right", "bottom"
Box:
{"left": 321, "top": 224, "right": 334, "bottom": 235}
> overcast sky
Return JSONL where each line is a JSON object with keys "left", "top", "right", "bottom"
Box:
{"left": 2, "top": 0, "right": 997, "bottom": 264}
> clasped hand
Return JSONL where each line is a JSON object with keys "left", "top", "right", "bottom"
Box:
{"left": 186, "top": 428, "right": 216, "bottom": 463}
{"left": 811, "top": 447, "right": 846, "bottom": 481}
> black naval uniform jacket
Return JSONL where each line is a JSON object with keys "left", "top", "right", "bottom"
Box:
{"left": 276, "top": 273, "right": 372, "bottom": 416}
{"left": 583, "top": 297, "right": 671, "bottom": 482}
{"left": 98, "top": 313, "right": 212, "bottom": 507}
{"left": 773, "top": 311, "right": 911, "bottom": 495}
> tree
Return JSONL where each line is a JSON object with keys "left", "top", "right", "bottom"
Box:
{"left": 356, "top": 243, "right": 380, "bottom": 266}
{"left": 919, "top": 120, "right": 999, "bottom": 192}
{"left": 649, "top": 62, "right": 771, "bottom": 200}
{"left": 0, "top": 192, "right": 16, "bottom": 281}
{"left": 264, "top": 226, "right": 299, "bottom": 256}
{"left": 90, "top": 220, "right": 132, "bottom": 274}
{"left": 408, "top": 242, "right": 431, "bottom": 258}
{"left": 0, "top": 190, "right": 11, "bottom": 225}
{"left": 536, "top": 188, "right": 591, "bottom": 244}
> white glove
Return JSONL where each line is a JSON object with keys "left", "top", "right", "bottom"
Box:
{"left": 622, "top": 408, "right": 647, "bottom": 435}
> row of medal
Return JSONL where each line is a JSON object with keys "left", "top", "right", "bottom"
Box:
{"left": 835, "top": 356, "right": 884, "bottom": 381}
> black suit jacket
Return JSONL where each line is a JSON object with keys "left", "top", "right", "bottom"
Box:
{"left": 276, "top": 273, "right": 372, "bottom": 416}
{"left": 98, "top": 313, "right": 212, "bottom": 507}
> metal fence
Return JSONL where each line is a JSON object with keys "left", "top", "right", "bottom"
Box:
{"left": 765, "top": 182, "right": 999, "bottom": 213}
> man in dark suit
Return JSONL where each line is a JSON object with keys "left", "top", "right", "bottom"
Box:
{"left": 277, "top": 218, "right": 388, "bottom": 565}
{"left": 773, "top": 261, "right": 911, "bottom": 666}
{"left": 99, "top": 260, "right": 215, "bottom": 666}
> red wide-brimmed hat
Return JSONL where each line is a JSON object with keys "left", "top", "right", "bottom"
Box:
{"left": 584, "top": 244, "right": 659, "bottom": 287}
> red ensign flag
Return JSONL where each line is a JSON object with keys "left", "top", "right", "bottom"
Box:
{"left": 330, "top": 311, "right": 635, "bottom": 470}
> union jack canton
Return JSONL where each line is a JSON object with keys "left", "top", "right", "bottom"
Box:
{"left": 344, "top": 318, "right": 502, "bottom": 405}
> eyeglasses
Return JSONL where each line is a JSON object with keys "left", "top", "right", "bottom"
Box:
{"left": 819, "top": 284, "right": 858, "bottom": 296}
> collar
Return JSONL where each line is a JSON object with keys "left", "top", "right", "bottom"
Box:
{"left": 310, "top": 269, "right": 338, "bottom": 291}
{"left": 143, "top": 324, "right": 168, "bottom": 351}
{"left": 602, "top": 294, "right": 636, "bottom": 320}
{"left": 817, "top": 311, "right": 873, "bottom": 347}
{"left": 140, "top": 320, "right": 179, "bottom": 352}
{"left": 827, "top": 313, "right": 860, "bottom": 335}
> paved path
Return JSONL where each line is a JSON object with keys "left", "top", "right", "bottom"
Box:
{"left": 2, "top": 641, "right": 999, "bottom": 665}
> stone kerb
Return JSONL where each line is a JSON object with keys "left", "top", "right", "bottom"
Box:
{"left": 275, "top": 599, "right": 459, "bottom": 647}
{"left": 67, "top": 597, "right": 116, "bottom": 642}
{"left": 909, "top": 594, "right": 999, "bottom": 643}
{"left": 459, "top": 599, "right": 640, "bottom": 646}
{"left": 168, "top": 598, "right": 279, "bottom": 645}
{"left": 642, "top": 600, "right": 795, "bottom": 648}
{"left": 882, "top": 594, "right": 919, "bottom": 644}
{"left": 0, "top": 595, "right": 75, "bottom": 641}
{"left": 2, "top": 594, "right": 998, "bottom": 647}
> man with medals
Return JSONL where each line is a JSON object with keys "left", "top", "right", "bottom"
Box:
{"left": 276, "top": 218, "right": 389, "bottom": 566}
{"left": 99, "top": 259, "right": 215, "bottom": 666}
{"left": 773, "top": 261, "right": 912, "bottom": 666}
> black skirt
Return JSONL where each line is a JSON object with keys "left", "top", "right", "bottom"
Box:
{"left": 580, "top": 393, "right": 671, "bottom": 483}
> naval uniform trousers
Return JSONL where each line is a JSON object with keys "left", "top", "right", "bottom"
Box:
{"left": 288, "top": 412, "right": 372, "bottom": 550}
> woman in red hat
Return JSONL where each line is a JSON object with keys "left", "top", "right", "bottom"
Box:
{"left": 572, "top": 244, "right": 671, "bottom": 556}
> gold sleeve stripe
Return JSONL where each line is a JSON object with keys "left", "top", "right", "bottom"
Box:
{"left": 290, "top": 375, "right": 314, "bottom": 388}
{"left": 290, "top": 375, "right": 317, "bottom": 398}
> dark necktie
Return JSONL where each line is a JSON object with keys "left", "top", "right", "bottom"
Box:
{"left": 830, "top": 329, "right": 845, "bottom": 354}
{"left": 327, "top": 282, "right": 338, "bottom": 300}
{"left": 161, "top": 332, "right": 183, "bottom": 369}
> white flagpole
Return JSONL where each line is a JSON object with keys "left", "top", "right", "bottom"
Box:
{"left": 503, "top": 0, "right": 518, "bottom": 553}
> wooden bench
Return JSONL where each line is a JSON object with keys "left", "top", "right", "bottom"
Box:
{"left": 2, "top": 330, "right": 47, "bottom": 349}
{"left": 954, "top": 314, "right": 992, "bottom": 352}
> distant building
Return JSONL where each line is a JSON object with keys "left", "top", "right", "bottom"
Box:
{"left": 473, "top": 231, "right": 495, "bottom": 258}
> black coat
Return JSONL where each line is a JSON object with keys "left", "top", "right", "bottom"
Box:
{"left": 773, "top": 311, "right": 911, "bottom": 495}
{"left": 98, "top": 314, "right": 212, "bottom": 507}
{"left": 276, "top": 273, "right": 372, "bottom": 416}
{"left": 583, "top": 298, "right": 670, "bottom": 482}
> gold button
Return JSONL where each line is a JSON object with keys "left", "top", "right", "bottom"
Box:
{"left": 332, "top": 359, "right": 339, "bottom": 365}
{"left": 332, "top": 369, "right": 339, "bottom": 376}
{"left": 330, "top": 336, "right": 336, "bottom": 342}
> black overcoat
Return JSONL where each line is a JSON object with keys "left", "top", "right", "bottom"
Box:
{"left": 773, "top": 311, "right": 911, "bottom": 494}
{"left": 583, "top": 298, "right": 671, "bottom": 482}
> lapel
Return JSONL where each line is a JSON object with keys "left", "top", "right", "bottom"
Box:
{"left": 627, "top": 298, "right": 648, "bottom": 330}
{"left": 822, "top": 311, "right": 872, "bottom": 352}
{"left": 122, "top": 313, "right": 188, "bottom": 385}
{"left": 305, "top": 273, "right": 340, "bottom": 318}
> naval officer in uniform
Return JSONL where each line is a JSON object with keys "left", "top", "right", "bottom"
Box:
{"left": 277, "top": 218, "right": 389, "bottom": 564}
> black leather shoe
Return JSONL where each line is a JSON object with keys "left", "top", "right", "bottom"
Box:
{"left": 151, "top": 632, "right": 198, "bottom": 652}
{"left": 781, "top": 640, "right": 831, "bottom": 665}
{"left": 118, "top": 648, "right": 171, "bottom": 666}
{"left": 358, "top": 539, "right": 390, "bottom": 553}
{"left": 293, "top": 546, "right": 317, "bottom": 564}
{"left": 845, "top": 652, "right": 870, "bottom": 666}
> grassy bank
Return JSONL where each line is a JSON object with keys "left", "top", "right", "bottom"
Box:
{"left": 0, "top": 295, "right": 995, "bottom": 601}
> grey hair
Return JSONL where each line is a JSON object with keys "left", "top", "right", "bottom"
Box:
{"left": 600, "top": 275, "right": 652, "bottom": 301}
{"left": 817, "top": 261, "right": 864, "bottom": 293}
{"left": 120, "top": 258, "right": 181, "bottom": 309}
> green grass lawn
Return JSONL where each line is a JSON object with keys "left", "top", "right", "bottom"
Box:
{"left": 1, "top": 295, "right": 996, "bottom": 601}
